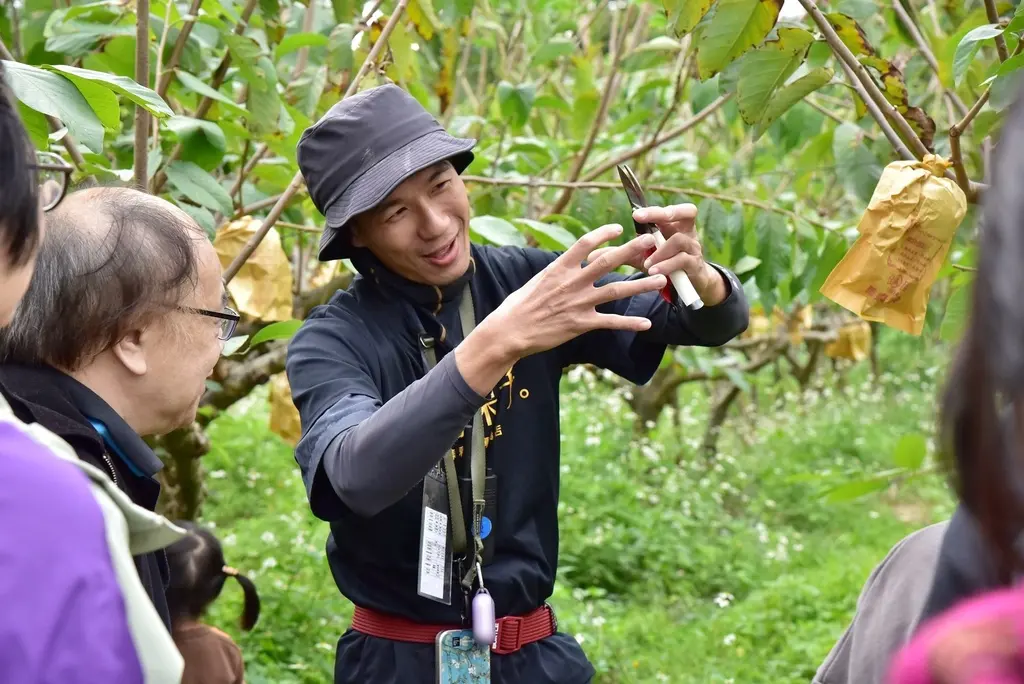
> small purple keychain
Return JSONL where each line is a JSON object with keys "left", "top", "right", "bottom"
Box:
{"left": 472, "top": 562, "right": 496, "bottom": 647}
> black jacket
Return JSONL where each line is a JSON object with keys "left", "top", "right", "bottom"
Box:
{"left": 0, "top": 363, "right": 173, "bottom": 629}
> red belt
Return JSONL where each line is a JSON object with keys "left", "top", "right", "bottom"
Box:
{"left": 351, "top": 604, "right": 557, "bottom": 655}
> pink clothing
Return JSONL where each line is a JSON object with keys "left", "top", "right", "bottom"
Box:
{"left": 887, "top": 585, "right": 1024, "bottom": 684}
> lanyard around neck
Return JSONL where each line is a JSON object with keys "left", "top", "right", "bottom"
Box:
{"left": 420, "top": 284, "right": 486, "bottom": 589}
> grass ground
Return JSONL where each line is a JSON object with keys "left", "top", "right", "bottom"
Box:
{"left": 196, "top": 331, "right": 953, "bottom": 683}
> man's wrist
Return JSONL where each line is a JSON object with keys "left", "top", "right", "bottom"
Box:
{"left": 455, "top": 315, "right": 522, "bottom": 397}
{"left": 696, "top": 262, "right": 729, "bottom": 307}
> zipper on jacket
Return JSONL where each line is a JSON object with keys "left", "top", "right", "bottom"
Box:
{"left": 101, "top": 451, "right": 119, "bottom": 487}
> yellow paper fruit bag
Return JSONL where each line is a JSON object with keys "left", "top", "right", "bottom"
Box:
{"left": 213, "top": 216, "right": 295, "bottom": 322}
{"left": 269, "top": 372, "right": 302, "bottom": 447}
{"left": 819, "top": 154, "right": 967, "bottom": 335}
{"left": 825, "top": 320, "right": 872, "bottom": 361}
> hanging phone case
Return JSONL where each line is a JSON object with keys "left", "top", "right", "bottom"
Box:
{"left": 436, "top": 629, "right": 491, "bottom": 684}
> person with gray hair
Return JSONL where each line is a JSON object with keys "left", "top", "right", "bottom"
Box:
{"left": 0, "top": 184, "right": 238, "bottom": 630}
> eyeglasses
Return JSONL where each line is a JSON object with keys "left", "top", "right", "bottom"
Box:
{"left": 29, "top": 150, "right": 74, "bottom": 212}
{"left": 180, "top": 306, "right": 240, "bottom": 341}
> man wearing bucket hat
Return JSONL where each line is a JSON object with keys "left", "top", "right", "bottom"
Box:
{"left": 286, "top": 83, "right": 750, "bottom": 683}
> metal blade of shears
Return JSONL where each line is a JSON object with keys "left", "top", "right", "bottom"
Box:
{"left": 616, "top": 164, "right": 656, "bottom": 235}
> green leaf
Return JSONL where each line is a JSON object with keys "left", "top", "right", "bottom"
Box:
{"left": 736, "top": 27, "right": 815, "bottom": 125}
{"left": 621, "top": 36, "right": 682, "bottom": 73}
{"left": 892, "top": 433, "right": 928, "bottom": 470}
{"left": 751, "top": 212, "right": 789, "bottom": 295}
{"left": 164, "top": 161, "right": 234, "bottom": 215}
{"left": 531, "top": 38, "right": 576, "bottom": 65}
{"left": 753, "top": 67, "right": 833, "bottom": 139}
{"left": 810, "top": 232, "right": 848, "bottom": 297}
{"left": 224, "top": 34, "right": 266, "bottom": 88}
{"left": 833, "top": 121, "right": 882, "bottom": 203}
{"left": 665, "top": 0, "right": 714, "bottom": 37}
{"left": 823, "top": 474, "right": 895, "bottom": 502}
{"left": 164, "top": 116, "right": 226, "bottom": 170}
{"left": 470, "top": 215, "right": 528, "bottom": 247}
{"left": 534, "top": 94, "right": 572, "bottom": 114}
{"left": 570, "top": 90, "right": 601, "bottom": 138}
{"left": 17, "top": 103, "right": 51, "bottom": 149}
{"left": 274, "top": 32, "right": 329, "bottom": 60}
{"left": 328, "top": 23, "right": 356, "bottom": 72}
{"left": 823, "top": 13, "right": 875, "bottom": 57}
{"left": 1, "top": 61, "right": 104, "bottom": 152}
{"left": 721, "top": 366, "right": 751, "bottom": 392}
{"left": 996, "top": 50, "right": 1024, "bottom": 79}
{"left": 221, "top": 335, "right": 250, "bottom": 357}
{"left": 514, "top": 218, "right": 576, "bottom": 250}
{"left": 249, "top": 319, "right": 303, "bottom": 347}
{"left": 46, "top": 64, "right": 173, "bottom": 118}
{"left": 733, "top": 255, "right": 761, "bottom": 275}
{"left": 174, "top": 70, "right": 248, "bottom": 118}
{"left": 330, "top": 0, "right": 354, "bottom": 23}
{"left": 696, "top": 0, "right": 784, "bottom": 80}
{"left": 954, "top": 24, "right": 1005, "bottom": 86}
{"left": 176, "top": 202, "right": 216, "bottom": 238}
{"left": 58, "top": 71, "right": 120, "bottom": 129}
{"left": 941, "top": 281, "right": 972, "bottom": 342}
{"left": 496, "top": 81, "right": 536, "bottom": 130}
{"left": 541, "top": 213, "right": 589, "bottom": 237}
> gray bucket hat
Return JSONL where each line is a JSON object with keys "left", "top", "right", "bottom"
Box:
{"left": 296, "top": 84, "right": 477, "bottom": 262}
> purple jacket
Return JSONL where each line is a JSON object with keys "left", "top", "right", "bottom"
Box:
{"left": 0, "top": 420, "right": 143, "bottom": 683}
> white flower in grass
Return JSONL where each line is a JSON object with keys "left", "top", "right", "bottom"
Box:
{"left": 714, "top": 592, "right": 734, "bottom": 608}
{"left": 723, "top": 633, "right": 736, "bottom": 646}
{"left": 260, "top": 531, "right": 276, "bottom": 544}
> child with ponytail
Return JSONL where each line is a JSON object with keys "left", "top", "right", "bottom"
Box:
{"left": 165, "top": 521, "right": 260, "bottom": 684}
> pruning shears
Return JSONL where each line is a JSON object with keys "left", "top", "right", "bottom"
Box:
{"left": 616, "top": 163, "right": 704, "bottom": 310}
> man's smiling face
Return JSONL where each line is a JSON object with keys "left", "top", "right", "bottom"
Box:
{"left": 350, "top": 160, "right": 472, "bottom": 286}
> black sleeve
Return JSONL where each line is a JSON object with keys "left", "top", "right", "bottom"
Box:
{"left": 285, "top": 308, "right": 487, "bottom": 520}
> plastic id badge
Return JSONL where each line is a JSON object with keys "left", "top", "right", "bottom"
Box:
{"left": 436, "top": 629, "right": 491, "bottom": 684}
{"left": 418, "top": 462, "right": 454, "bottom": 605}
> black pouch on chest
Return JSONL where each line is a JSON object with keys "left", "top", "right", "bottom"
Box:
{"left": 455, "top": 430, "right": 498, "bottom": 565}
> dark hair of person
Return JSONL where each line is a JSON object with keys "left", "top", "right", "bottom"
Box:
{"left": 0, "top": 61, "right": 42, "bottom": 268}
{"left": 939, "top": 83, "right": 1024, "bottom": 585}
{"left": 0, "top": 186, "right": 206, "bottom": 370}
{"left": 164, "top": 521, "right": 260, "bottom": 631}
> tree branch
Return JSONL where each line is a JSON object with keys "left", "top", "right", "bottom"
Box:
{"left": 948, "top": 38, "right": 1023, "bottom": 201}
{"left": 799, "top": 0, "right": 930, "bottom": 158}
{"left": 151, "top": 0, "right": 259, "bottom": 193}
{"left": 890, "top": 0, "right": 969, "bottom": 119}
{"left": 461, "top": 174, "right": 831, "bottom": 230}
{"left": 985, "top": 0, "right": 1010, "bottom": 62}
{"left": 581, "top": 93, "right": 732, "bottom": 183}
{"left": 156, "top": 0, "right": 205, "bottom": 97}
{"left": 547, "top": 5, "right": 629, "bottom": 215}
{"left": 133, "top": 0, "right": 151, "bottom": 190}
{"left": 222, "top": 0, "right": 411, "bottom": 285}
{"left": 291, "top": 0, "right": 318, "bottom": 80}
{"left": 835, "top": 59, "right": 916, "bottom": 161}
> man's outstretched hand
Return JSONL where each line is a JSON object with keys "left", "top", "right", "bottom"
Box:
{"left": 587, "top": 203, "right": 728, "bottom": 307}
{"left": 455, "top": 223, "right": 668, "bottom": 396}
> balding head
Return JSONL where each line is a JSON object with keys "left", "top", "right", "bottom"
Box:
{"left": 0, "top": 186, "right": 210, "bottom": 371}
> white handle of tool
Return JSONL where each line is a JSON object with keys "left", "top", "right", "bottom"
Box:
{"left": 650, "top": 229, "right": 703, "bottom": 310}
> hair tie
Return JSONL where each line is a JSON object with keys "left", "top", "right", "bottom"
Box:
{"left": 222, "top": 565, "right": 239, "bottom": 577}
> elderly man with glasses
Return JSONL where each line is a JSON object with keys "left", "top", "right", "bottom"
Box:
{"left": 0, "top": 177, "right": 237, "bottom": 633}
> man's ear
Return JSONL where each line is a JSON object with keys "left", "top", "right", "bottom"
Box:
{"left": 111, "top": 327, "right": 149, "bottom": 377}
